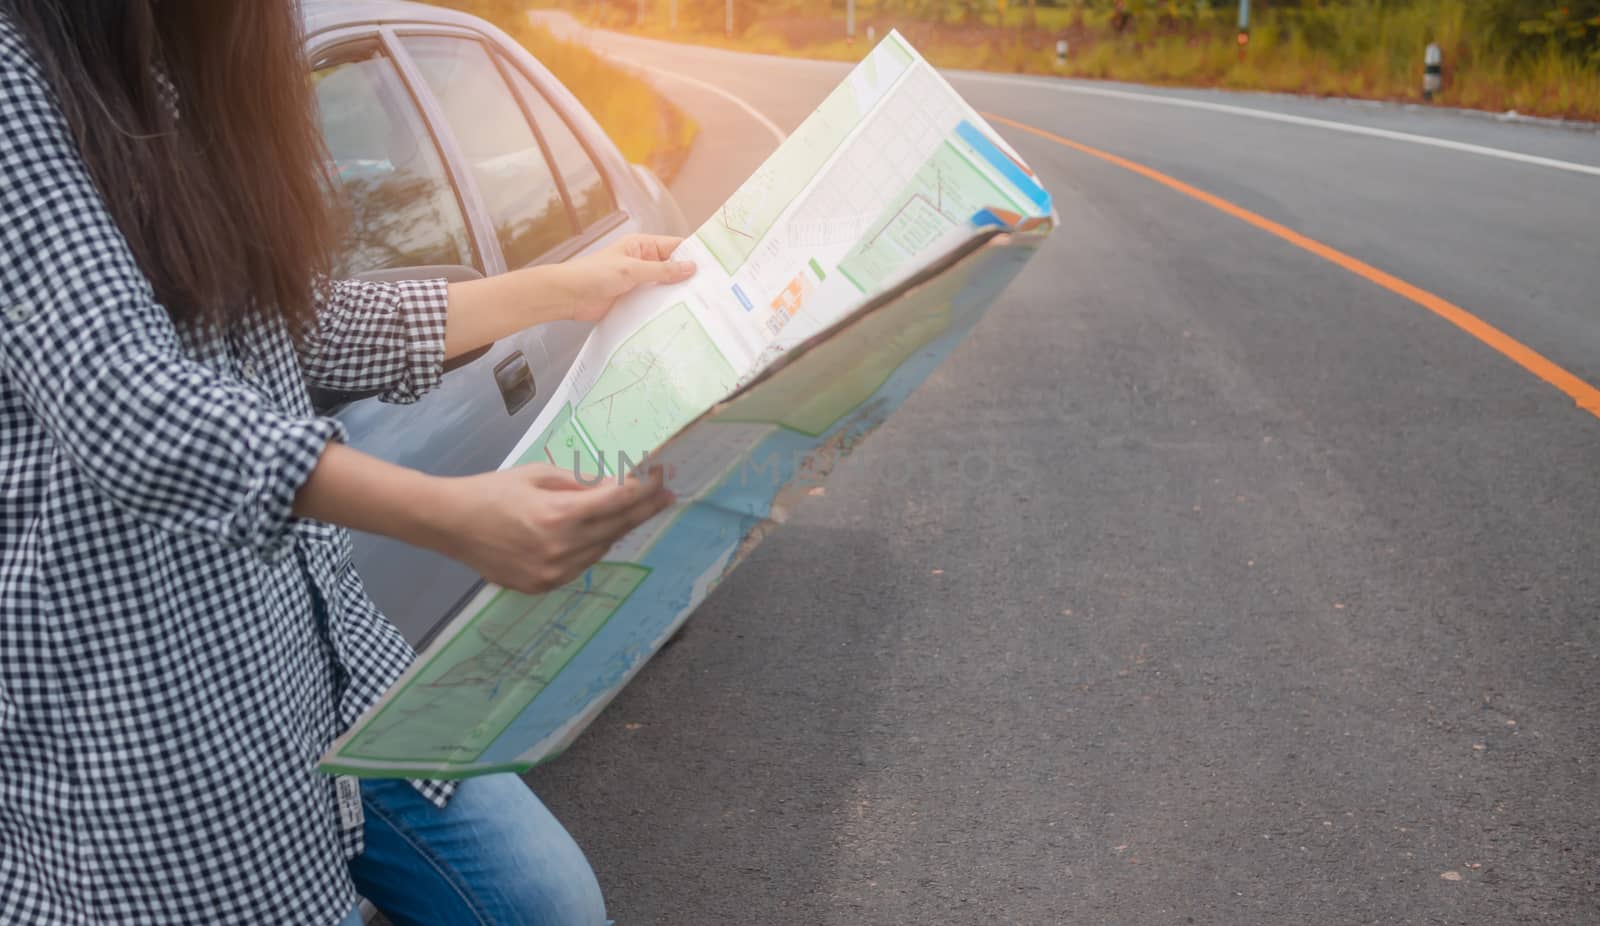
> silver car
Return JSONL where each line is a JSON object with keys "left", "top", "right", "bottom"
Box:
{"left": 303, "top": 0, "right": 688, "bottom": 648}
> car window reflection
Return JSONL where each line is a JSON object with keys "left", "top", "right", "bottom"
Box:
{"left": 405, "top": 36, "right": 574, "bottom": 269}
{"left": 501, "top": 61, "right": 616, "bottom": 231}
{"left": 313, "top": 47, "right": 475, "bottom": 276}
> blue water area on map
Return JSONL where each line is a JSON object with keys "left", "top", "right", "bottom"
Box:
{"left": 956, "top": 120, "right": 1052, "bottom": 214}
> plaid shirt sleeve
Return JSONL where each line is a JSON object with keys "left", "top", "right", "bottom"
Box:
{"left": 297, "top": 277, "right": 451, "bottom": 404}
{"left": 0, "top": 40, "right": 340, "bottom": 562}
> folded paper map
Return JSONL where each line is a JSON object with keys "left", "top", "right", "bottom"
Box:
{"left": 321, "top": 32, "right": 1054, "bottom": 778}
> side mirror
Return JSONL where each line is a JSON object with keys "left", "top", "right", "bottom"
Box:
{"left": 308, "top": 264, "right": 488, "bottom": 412}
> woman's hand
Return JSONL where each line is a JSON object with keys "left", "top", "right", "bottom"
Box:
{"left": 556, "top": 234, "right": 697, "bottom": 324}
{"left": 294, "top": 445, "right": 673, "bottom": 595}
{"left": 424, "top": 463, "right": 674, "bottom": 594}
{"left": 443, "top": 234, "right": 696, "bottom": 360}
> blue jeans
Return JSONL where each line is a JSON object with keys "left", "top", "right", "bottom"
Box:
{"left": 337, "top": 773, "right": 607, "bottom": 926}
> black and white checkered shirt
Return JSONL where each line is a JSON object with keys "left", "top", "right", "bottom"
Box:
{"left": 0, "top": 20, "right": 457, "bottom": 925}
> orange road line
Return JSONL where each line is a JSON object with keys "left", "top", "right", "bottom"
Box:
{"left": 982, "top": 111, "right": 1600, "bottom": 420}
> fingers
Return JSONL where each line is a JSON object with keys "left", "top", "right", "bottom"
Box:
{"left": 565, "top": 470, "right": 674, "bottom": 546}
{"left": 517, "top": 462, "right": 666, "bottom": 520}
{"left": 626, "top": 256, "right": 696, "bottom": 286}
{"left": 521, "top": 463, "right": 587, "bottom": 492}
{"left": 576, "top": 482, "right": 674, "bottom": 547}
{"left": 620, "top": 234, "right": 695, "bottom": 285}
{"left": 522, "top": 466, "right": 651, "bottom": 526}
{"left": 495, "top": 457, "right": 676, "bottom": 595}
{"left": 563, "top": 466, "right": 666, "bottom": 522}
{"left": 625, "top": 234, "right": 685, "bottom": 261}
{"left": 528, "top": 487, "right": 674, "bottom": 591}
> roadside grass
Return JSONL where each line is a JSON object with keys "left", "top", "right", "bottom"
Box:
{"left": 574, "top": 0, "right": 1600, "bottom": 122}
{"left": 427, "top": 2, "right": 700, "bottom": 181}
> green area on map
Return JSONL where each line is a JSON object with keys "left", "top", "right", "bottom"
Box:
{"left": 718, "top": 280, "right": 955, "bottom": 437}
{"left": 838, "top": 141, "right": 1023, "bottom": 294}
{"left": 695, "top": 38, "right": 913, "bottom": 274}
{"left": 572, "top": 302, "right": 737, "bottom": 470}
{"left": 339, "top": 563, "right": 649, "bottom": 764}
{"left": 520, "top": 402, "right": 602, "bottom": 478}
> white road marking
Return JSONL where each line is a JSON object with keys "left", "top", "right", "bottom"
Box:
{"left": 529, "top": 11, "right": 788, "bottom": 143}
{"left": 954, "top": 73, "right": 1600, "bottom": 178}
{"left": 631, "top": 62, "right": 789, "bottom": 145}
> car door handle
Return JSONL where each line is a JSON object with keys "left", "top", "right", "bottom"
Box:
{"left": 493, "top": 352, "right": 536, "bottom": 415}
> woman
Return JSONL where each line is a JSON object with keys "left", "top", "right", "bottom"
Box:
{"left": 0, "top": 2, "right": 684, "bottom": 923}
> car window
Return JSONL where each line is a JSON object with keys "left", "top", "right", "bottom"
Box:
{"left": 312, "top": 44, "right": 475, "bottom": 277}
{"left": 404, "top": 36, "right": 574, "bottom": 269}
{"left": 499, "top": 58, "right": 617, "bottom": 231}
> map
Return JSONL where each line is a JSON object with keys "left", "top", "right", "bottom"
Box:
{"left": 718, "top": 284, "right": 956, "bottom": 436}
{"left": 574, "top": 303, "right": 736, "bottom": 471}
{"left": 338, "top": 563, "right": 649, "bottom": 766}
{"left": 521, "top": 303, "right": 736, "bottom": 476}
{"left": 519, "top": 401, "right": 599, "bottom": 477}
{"left": 321, "top": 32, "right": 1055, "bottom": 779}
{"left": 838, "top": 138, "right": 1024, "bottom": 294}
{"left": 696, "top": 35, "right": 914, "bottom": 275}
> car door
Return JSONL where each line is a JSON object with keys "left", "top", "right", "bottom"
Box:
{"left": 309, "top": 33, "right": 589, "bottom": 646}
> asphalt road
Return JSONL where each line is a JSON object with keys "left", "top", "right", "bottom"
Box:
{"left": 524, "top": 16, "right": 1600, "bottom": 924}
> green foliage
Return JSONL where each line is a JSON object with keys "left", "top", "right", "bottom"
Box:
{"left": 1482, "top": 0, "right": 1600, "bottom": 62}
{"left": 556, "top": 0, "right": 1600, "bottom": 119}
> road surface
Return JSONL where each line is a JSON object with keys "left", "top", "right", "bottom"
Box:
{"left": 525, "top": 16, "right": 1600, "bottom": 924}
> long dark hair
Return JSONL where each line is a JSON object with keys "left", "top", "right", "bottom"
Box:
{"left": 2, "top": 0, "right": 336, "bottom": 333}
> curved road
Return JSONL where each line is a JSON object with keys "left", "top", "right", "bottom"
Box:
{"left": 526, "top": 17, "right": 1600, "bottom": 924}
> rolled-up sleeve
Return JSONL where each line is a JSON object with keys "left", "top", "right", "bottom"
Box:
{"left": 297, "top": 277, "right": 450, "bottom": 404}
{"left": 0, "top": 40, "right": 342, "bottom": 560}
